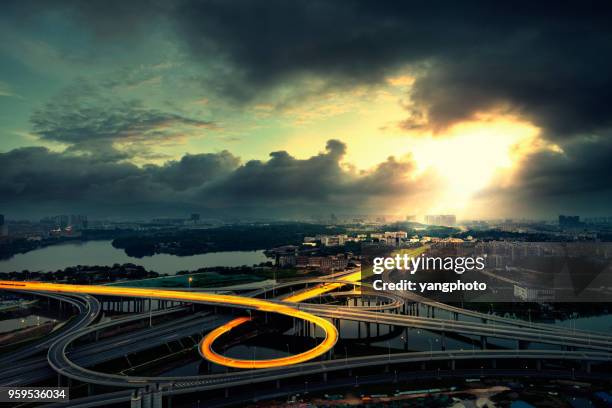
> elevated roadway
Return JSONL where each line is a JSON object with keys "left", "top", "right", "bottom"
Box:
{"left": 0, "top": 291, "right": 100, "bottom": 365}
{"left": 40, "top": 349, "right": 612, "bottom": 407}
{"left": 0, "top": 306, "right": 189, "bottom": 386}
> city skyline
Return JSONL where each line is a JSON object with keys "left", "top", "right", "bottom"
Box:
{"left": 2, "top": 1, "right": 612, "bottom": 219}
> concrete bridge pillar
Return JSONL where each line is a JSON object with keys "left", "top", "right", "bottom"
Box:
{"left": 152, "top": 385, "right": 162, "bottom": 408}
{"left": 276, "top": 379, "right": 281, "bottom": 389}
{"left": 141, "top": 387, "right": 151, "bottom": 408}
{"left": 451, "top": 360, "right": 455, "bottom": 370}
{"left": 130, "top": 390, "right": 142, "bottom": 408}
{"left": 323, "top": 372, "right": 328, "bottom": 382}
{"left": 536, "top": 360, "right": 542, "bottom": 371}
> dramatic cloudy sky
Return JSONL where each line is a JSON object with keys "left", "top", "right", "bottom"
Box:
{"left": 1, "top": 0, "right": 612, "bottom": 220}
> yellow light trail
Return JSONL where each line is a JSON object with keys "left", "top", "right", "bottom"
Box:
{"left": 0, "top": 280, "right": 338, "bottom": 369}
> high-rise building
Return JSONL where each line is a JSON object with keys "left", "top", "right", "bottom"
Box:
{"left": 425, "top": 214, "right": 456, "bottom": 226}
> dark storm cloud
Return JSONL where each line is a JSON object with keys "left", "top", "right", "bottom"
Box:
{"left": 30, "top": 82, "right": 215, "bottom": 160}
{"left": 0, "top": 141, "right": 430, "bottom": 217}
{"left": 476, "top": 136, "right": 612, "bottom": 215}
{"left": 201, "top": 140, "right": 432, "bottom": 214}
{"left": 145, "top": 151, "right": 240, "bottom": 191}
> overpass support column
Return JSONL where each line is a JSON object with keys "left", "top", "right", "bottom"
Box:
{"left": 142, "top": 387, "right": 151, "bottom": 408}
{"left": 130, "top": 390, "right": 142, "bottom": 408}
{"left": 224, "top": 388, "right": 229, "bottom": 398}
{"left": 276, "top": 379, "right": 281, "bottom": 389}
{"left": 323, "top": 372, "right": 328, "bottom": 382}
{"left": 536, "top": 360, "right": 542, "bottom": 371}
{"left": 480, "top": 336, "right": 487, "bottom": 349}
{"left": 152, "top": 385, "right": 162, "bottom": 408}
{"left": 491, "top": 359, "right": 497, "bottom": 369}
{"left": 451, "top": 359, "right": 455, "bottom": 370}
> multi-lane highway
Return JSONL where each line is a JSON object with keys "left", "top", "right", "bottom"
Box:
{"left": 0, "top": 291, "right": 100, "bottom": 365}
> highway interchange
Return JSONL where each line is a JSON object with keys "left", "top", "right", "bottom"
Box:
{"left": 0, "top": 245, "right": 611, "bottom": 407}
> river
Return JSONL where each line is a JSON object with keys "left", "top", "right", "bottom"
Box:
{"left": 0, "top": 240, "right": 268, "bottom": 275}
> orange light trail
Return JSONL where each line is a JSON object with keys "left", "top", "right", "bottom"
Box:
{"left": 199, "top": 269, "right": 362, "bottom": 368}
{"left": 0, "top": 280, "right": 338, "bottom": 369}
{"left": 199, "top": 245, "right": 427, "bottom": 369}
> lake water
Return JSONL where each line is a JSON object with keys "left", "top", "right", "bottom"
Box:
{"left": 0, "top": 240, "right": 268, "bottom": 275}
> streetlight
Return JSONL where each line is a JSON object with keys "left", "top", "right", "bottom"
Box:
{"left": 188, "top": 276, "right": 193, "bottom": 289}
